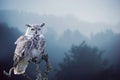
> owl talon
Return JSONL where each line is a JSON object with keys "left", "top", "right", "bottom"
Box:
{"left": 46, "top": 64, "right": 52, "bottom": 72}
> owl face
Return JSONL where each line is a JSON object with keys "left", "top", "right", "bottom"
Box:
{"left": 25, "top": 23, "right": 45, "bottom": 37}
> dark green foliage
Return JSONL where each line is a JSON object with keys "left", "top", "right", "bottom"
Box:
{"left": 55, "top": 41, "right": 116, "bottom": 80}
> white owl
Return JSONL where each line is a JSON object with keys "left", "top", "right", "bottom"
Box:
{"left": 4, "top": 23, "right": 51, "bottom": 80}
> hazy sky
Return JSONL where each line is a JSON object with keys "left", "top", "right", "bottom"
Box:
{"left": 1, "top": 0, "right": 120, "bottom": 24}
{"left": 0, "top": 0, "right": 120, "bottom": 37}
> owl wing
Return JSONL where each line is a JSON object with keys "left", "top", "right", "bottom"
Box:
{"left": 13, "top": 35, "right": 32, "bottom": 66}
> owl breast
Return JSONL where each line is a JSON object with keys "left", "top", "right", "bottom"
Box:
{"left": 30, "top": 37, "right": 42, "bottom": 59}
{"left": 31, "top": 48, "right": 41, "bottom": 57}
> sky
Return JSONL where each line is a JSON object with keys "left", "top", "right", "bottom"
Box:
{"left": 0, "top": 0, "right": 120, "bottom": 37}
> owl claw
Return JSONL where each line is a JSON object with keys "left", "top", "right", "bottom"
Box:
{"left": 46, "top": 64, "right": 52, "bottom": 72}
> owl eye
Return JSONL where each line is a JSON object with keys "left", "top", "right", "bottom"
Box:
{"left": 31, "top": 28, "right": 35, "bottom": 31}
{"left": 38, "top": 28, "right": 41, "bottom": 30}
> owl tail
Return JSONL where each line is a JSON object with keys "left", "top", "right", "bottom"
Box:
{"left": 3, "top": 67, "right": 14, "bottom": 77}
{"left": 14, "top": 61, "right": 28, "bottom": 75}
{"left": 3, "top": 61, "right": 28, "bottom": 76}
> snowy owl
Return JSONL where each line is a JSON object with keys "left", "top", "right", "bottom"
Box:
{"left": 4, "top": 23, "right": 51, "bottom": 80}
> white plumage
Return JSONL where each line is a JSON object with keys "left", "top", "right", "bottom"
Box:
{"left": 4, "top": 23, "right": 51, "bottom": 80}
{"left": 13, "top": 23, "right": 45, "bottom": 74}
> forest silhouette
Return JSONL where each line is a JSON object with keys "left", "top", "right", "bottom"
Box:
{"left": 0, "top": 22, "right": 120, "bottom": 80}
{"left": 55, "top": 42, "right": 120, "bottom": 80}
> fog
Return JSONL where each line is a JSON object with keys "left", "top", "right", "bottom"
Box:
{"left": 0, "top": 22, "right": 120, "bottom": 80}
{"left": 0, "top": 0, "right": 120, "bottom": 80}
{"left": 0, "top": 0, "right": 120, "bottom": 37}
{"left": 0, "top": 10, "right": 120, "bottom": 38}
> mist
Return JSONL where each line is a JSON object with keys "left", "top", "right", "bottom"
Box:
{"left": 0, "top": 9, "right": 120, "bottom": 38}
{"left": 0, "top": 0, "right": 120, "bottom": 80}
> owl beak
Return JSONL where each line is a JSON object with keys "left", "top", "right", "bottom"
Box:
{"left": 35, "top": 31, "right": 37, "bottom": 34}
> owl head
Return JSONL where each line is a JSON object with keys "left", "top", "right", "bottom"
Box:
{"left": 25, "top": 23, "right": 45, "bottom": 37}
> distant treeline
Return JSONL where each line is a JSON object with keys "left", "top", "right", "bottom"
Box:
{"left": 0, "top": 22, "right": 120, "bottom": 80}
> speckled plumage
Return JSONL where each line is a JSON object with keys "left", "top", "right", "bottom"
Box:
{"left": 13, "top": 23, "right": 46, "bottom": 75}
{"left": 4, "top": 23, "right": 51, "bottom": 80}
